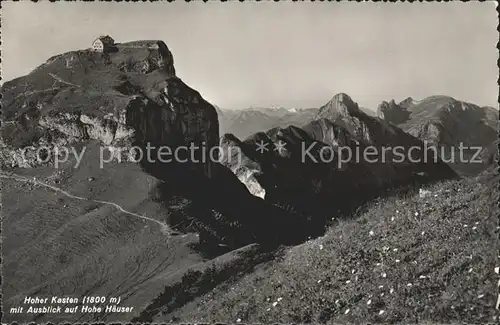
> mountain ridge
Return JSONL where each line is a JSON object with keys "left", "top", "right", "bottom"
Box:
{"left": 376, "top": 95, "right": 498, "bottom": 175}
{"left": 221, "top": 92, "right": 458, "bottom": 221}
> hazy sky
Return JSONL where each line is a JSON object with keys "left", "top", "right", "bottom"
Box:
{"left": 2, "top": 1, "right": 498, "bottom": 110}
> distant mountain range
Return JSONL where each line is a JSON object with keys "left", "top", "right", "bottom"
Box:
{"left": 216, "top": 105, "right": 377, "bottom": 140}
{"left": 220, "top": 93, "right": 457, "bottom": 220}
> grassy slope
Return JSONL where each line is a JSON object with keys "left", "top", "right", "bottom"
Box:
{"left": 163, "top": 173, "right": 499, "bottom": 323}
{"left": 1, "top": 142, "right": 205, "bottom": 323}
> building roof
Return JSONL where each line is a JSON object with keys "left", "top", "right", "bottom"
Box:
{"left": 95, "top": 35, "right": 115, "bottom": 45}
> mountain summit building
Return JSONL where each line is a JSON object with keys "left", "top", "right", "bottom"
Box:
{"left": 92, "top": 35, "right": 115, "bottom": 52}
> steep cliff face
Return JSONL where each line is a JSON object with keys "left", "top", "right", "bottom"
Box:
{"left": 217, "top": 107, "right": 319, "bottom": 141}
{"left": 1, "top": 40, "right": 219, "bottom": 178}
{"left": 376, "top": 96, "right": 498, "bottom": 175}
{"left": 1, "top": 39, "right": 323, "bottom": 247}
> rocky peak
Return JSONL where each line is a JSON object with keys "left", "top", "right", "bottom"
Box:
{"left": 314, "top": 93, "right": 360, "bottom": 121}
{"left": 376, "top": 99, "right": 410, "bottom": 124}
{"left": 313, "top": 93, "right": 373, "bottom": 143}
{"left": 219, "top": 133, "right": 266, "bottom": 199}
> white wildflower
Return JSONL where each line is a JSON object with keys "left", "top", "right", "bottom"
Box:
{"left": 236, "top": 319, "right": 241, "bottom": 323}
{"left": 369, "top": 230, "right": 375, "bottom": 236}
{"left": 344, "top": 308, "right": 350, "bottom": 315}
{"left": 494, "top": 267, "right": 499, "bottom": 274}
{"left": 272, "top": 301, "right": 278, "bottom": 307}
{"left": 419, "top": 188, "right": 431, "bottom": 198}
{"left": 381, "top": 272, "right": 387, "bottom": 278}
{"left": 379, "top": 310, "right": 385, "bottom": 315}
{"left": 277, "top": 297, "right": 282, "bottom": 302}
{"left": 367, "top": 299, "right": 372, "bottom": 305}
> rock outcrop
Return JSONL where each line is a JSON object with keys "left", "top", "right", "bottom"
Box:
{"left": 217, "top": 106, "right": 318, "bottom": 141}
{"left": 1, "top": 40, "right": 219, "bottom": 178}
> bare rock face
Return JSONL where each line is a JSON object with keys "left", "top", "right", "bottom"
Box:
{"left": 1, "top": 40, "right": 219, "bottom": 178}
{"left": 377, "top": 96, "right": 498, "bottom": 175}
{"left": 219, "top": 134, "right": 266, "bottom": 199}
